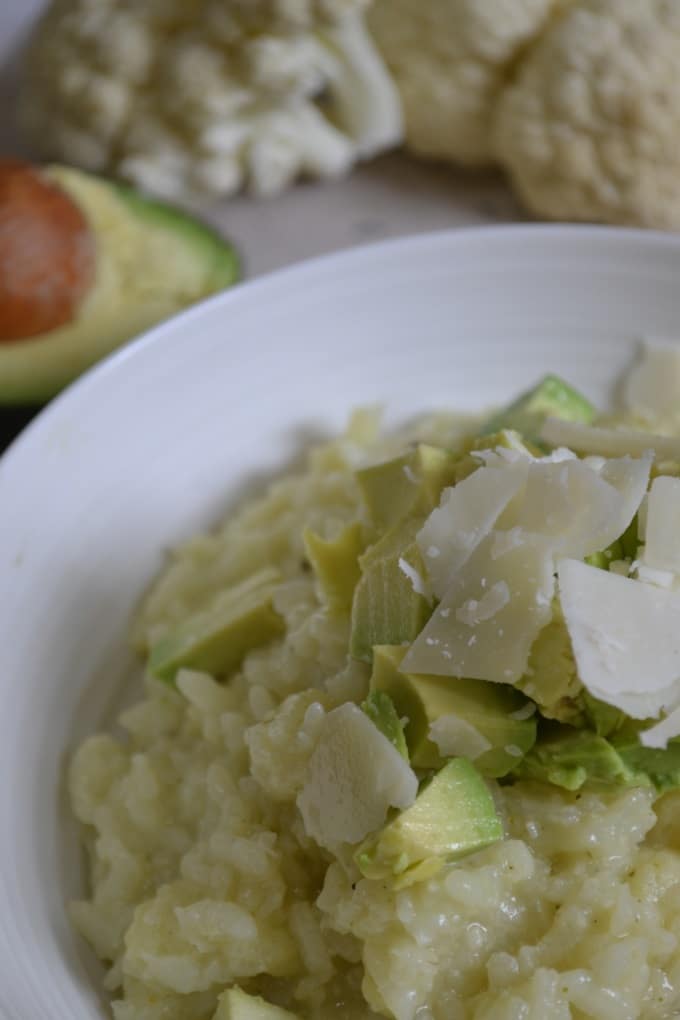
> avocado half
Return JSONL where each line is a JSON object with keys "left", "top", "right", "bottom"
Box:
{"left": 0, "top": 164, "right": 239, "bottom": 405}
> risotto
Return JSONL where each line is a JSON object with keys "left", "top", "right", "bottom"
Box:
{"left": 70, "top": 351, "right": 680, "bottom": 1020}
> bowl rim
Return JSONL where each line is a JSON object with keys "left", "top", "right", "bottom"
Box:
{"left": 4, "top": 222, "right": 680, "bottom": 471}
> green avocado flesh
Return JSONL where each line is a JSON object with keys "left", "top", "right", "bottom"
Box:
{"left": 356, "top": 444, "right": 458, "bottom": 530}
{"left": 517, "top": 726, "right": 680, "bottom": 793}
{"left": 303, "top": 521, "right": 364, "bottom": 611}
{"left": 361, "top": 690, "right": 409, "bottom": 759}
{"left": 481, "top": 375, "right": 595, "bottom": 441}
{"left": 355, "top": 758, "right": 503, "bottom": 883}
{"left": 370, "top": 645, "right": 536, "bottom": 776}
{"left": 149, "top": 568, "right": 284, "bottom": 683}
{"left": 349, "top": 447, "right": 461, "bottom": 663}
{"left": 1, "top": 165, "right": 239, "bottom": 404}
{"left": 350, "top": 524, "right": 431, "bottom": 663}
{"left": 516, "top": 730, "right": 637, "bottom": 791}
{"left": 214, "top": 987, "right": 300, "bottom": 1020}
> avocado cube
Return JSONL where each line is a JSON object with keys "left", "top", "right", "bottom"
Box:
{"left": 612, "top": 726, "right": 680, "bottom": 793}
{"left": 303, "top": 521, "right": 364, "bottom": 611}
{"left": 515, "top": 729, "right": 641, "bottom": 791}
{"left": 355, "top": 758, "right": 503, "bottom": 883}
{"left": 584, "top": 539, "right": 623, "bottom": 571}
{"left": 213, "top": 987, "right": 300, "bottom": 1020}
{"left": 149, "top": 567, "right": 284, "bottom": 683}
{"left": 370, "top": 645, "right": 536, "bottom": 777}
{"left": 361, "top": 690, "right": 409, "bottom": 760}
{"left": 582, "top": 692, "right": 625, "bottom": 737}
{"left": 481, "top": 375, "right": 595, "bottom": 441}
{"left": 356, "top": 443, "right": 458, "bottom": 530}
{"left": 350, "top": 538, "right": 432, "bottom": 664}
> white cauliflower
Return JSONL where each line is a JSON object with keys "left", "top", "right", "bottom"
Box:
{"left": 369, "top": 0, "right": 680, "bottom": 230}
{"left": 368, "top": 0, "right": 565, "bottom": 166}
{"left": 20, "top": 0, "right": 402, "bottom": 202}
{"left": 493, "top": 0, "right": 680, "bottom": 229}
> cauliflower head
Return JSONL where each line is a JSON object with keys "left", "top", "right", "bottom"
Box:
{"left": 494, "top": 0, "right": 680, "bottom": 228}
{"left": 20, "top": 0, "right": 402, "bottom": 202}
{"left": 368, "top": 0, "right": 564, "bottom": 166}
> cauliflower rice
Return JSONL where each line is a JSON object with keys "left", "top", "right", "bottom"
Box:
{"left": 69, "top": 410, "right": 680, "bottom": 1020}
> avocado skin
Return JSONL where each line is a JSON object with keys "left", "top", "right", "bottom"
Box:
{"left": 0, "top": 405, "right": 38, "bottom": 452}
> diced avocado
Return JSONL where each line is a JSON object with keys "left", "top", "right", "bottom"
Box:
{"left": 350, "top": 525, "right": 432, "bottom": 663}
{"left": 0, "top": 164, "right": 239, "bottom": 405}
{"left": 446, "top": 429, "right": 538, "bottom": 487}
{"left": 612, "top": 726, "right": 680, "bottom": 793}
{"left": 358, "top": 515, "right": 422, "bottom": 570}
{"left": 582, "top": 692, "right": 625, "bottom": 738}
{"left": 519, "top": 605, "right": 584, "bottom": 726}
{"left": 213, "top": 987, "right": 300, "bottom": 1020}
{"left": 355, "top": 759, "right": 503, "bottom": 884}
{"left": 149, "top": 567, "right": 284, "bottom": 683}
{"left": 481, "top": 375, "right": 595, "bottom": 441}
{"left": 471, "top": 428, "right": 540, "bottom": 457}
{"left": 619, "top": 516, "right": 640, "bottom": 560}
{"left": 371, "top": 646, "right": 536, "bottom": 777}
{"left": 585, "top": 539, "right": 624, "bottom": 571}
{"left": 356, "top": 443, "right": 458, "bottom": 531}
{"left": 584, "top": 516, "right": 638, "bottom": 572}
{"left": 303, "top": 521, "right": 364, "bottom": 611}
{"left": 515, "top": 729, "right": 643, "bottom": 791}
{"left": 361, "top": 690, "right": 409, "bottom": 760}
{"left": 517, "top": 723, "right": 680, "bottom": 794}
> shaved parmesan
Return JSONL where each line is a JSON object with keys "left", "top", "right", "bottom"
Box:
{"left": 540, "top": 418, "right": 680, "bottom": 462}
{"left": 416, "top": 459, "right": 529, "bottom": 599}
{"left": 456, "top": 581, "right": 510, "bottom": 625}
{"left": 428, "top": 714, "right": 492, "bottom": 760}
{"left": 510, "top": 456, "right": 649, "bottom": 559}
{"left": 398, "top": 557, "right": 431, "bottom": 602}
{"left": 634, "top": 563, "right": 675, "bottom": 589}
{"left": 640, "top": 703, "right": 680, "bottom": 749}
{"left": 622, "top": 340, "right": 680, "bottom": 424}
{"left": 643, "top": 476, "right": 680, "bottom": 574}
{"left": 402, "top": 532, "right": 554, "bottom": 683}
{"left": 638, "top": 494, "right": 649, "bottom": 542}
{"left": 297, "top": 703, "right": 417, "bottom": 851}
{"left": 558, "top": 559, "right": 680, "bottom": 720}
{"left": 600, "top": 454, "right": 653, "bottom": 522}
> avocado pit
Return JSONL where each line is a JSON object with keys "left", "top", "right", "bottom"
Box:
{"left": 0, "top": 159, "right": 95, "bottom": 341}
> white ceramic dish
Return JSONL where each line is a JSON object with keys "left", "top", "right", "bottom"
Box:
{"left": 3, "top": 225, "right": 680, "bottom": 1019}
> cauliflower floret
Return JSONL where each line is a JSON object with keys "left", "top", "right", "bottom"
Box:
{"left": 494, "top": 0, "right": 680, "bottom": 228}
{"left": 20, "top": 0, "right": 402, "bottom": 202}
{"left": 368, "top": 0, "right": 564, "bottom": 166}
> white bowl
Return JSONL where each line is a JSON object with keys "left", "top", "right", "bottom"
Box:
{"left": 3, "top": 225, "right": 680, "bottom": 1019}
